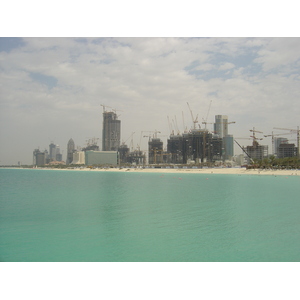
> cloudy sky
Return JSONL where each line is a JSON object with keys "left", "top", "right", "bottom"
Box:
{"left": 0, "top": 37, "right": 299, "bottom": 165}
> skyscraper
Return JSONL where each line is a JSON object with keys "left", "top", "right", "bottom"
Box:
{"left": 55, "top": 145, "right": 62, "bottom": 161}
{"left": 49, "top": 143, "right": 56, "bottom": 161}
{"left": 214, "top": 115, "right": 234, "bottom": 160}
{"left": 214, "top": 115, "right": 228, "bottom": 138}
{"left": 67, "top": 138, "right": 75, "bottom": 164}
{"left": 102, "top": 111, "right": 121, "bottom": 151}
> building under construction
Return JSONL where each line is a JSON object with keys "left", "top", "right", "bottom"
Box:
{"left": 246, "top": 140, "right": 268, "bottom": 162}
{"left": 148, "top": 138, "right": 164, "bottom": 164}
{"left": 278, "top": 143, "right": 298, "bottom": 158}
{"left": 167, "top": 129, "right": 223, "bottom": 164}
{"left": 118, "top": 144, "right": 146, "bottom": 165}
{"left": 102, "top": 110, "right": 121, "bottom": 151}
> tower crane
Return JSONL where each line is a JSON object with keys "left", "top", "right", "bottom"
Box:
{"left": 167, "top": 116, "right": 174, "bottom": 135}
{"left": 203, "top": 100, "right": 212, "bottom": 129}
{"left": 234, "top": 139, "right": 254, "bottom": 164}
{"left": 100, "top": 104, "right": 123, "bottom": 114}
{"left": 202, "top": 121, "right": 235, "bottom": 132}
{"left": 249, "top": 128, "right": 263, "bottom": 146}
{"left": 264, "top": 132, "right": 295, "bottom": 154}
{"left": 273, "top": 126, "right": 300, "bottom": 158}
{"left": 187, "top": 102, "right": 199, "bottom": 129}
{"left": 143, "top": 130, "right": 161, "bottom": 140}
{"left": 182, "top": 111, "right": 188, "bottom": 133}
{"left": 121, "top": 132, "right": 135, "bottom": 146}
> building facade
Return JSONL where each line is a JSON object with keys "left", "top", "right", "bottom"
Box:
{"left": 102, "top": 111, "right": 121, "bottom": 151}
{"left": 274, "top": 137, "right": 288, "bottom": 156}
{"left": 36, "top": 152, "right": 46, "bottom": 166}
{"left": 72, "top": 151, "right": 85, "bottom": 164}
{"left": 148, "top": 138, "right": 163, "bottom": 164}
{"left": 85, "top": 151, "right": 118, "bottom": 166}
{"left": 214, "top": 115, "right": 228, "bottom": 138}
{"left": 278, "top": 143, "right": 297, "bottom": 158}
{"left": 67, "top": 138, "right": 75, "bottom": 164}
{"left": 246, "top": 141, "right": 268, "bottom": 162}
{"left": 49, "top": 143, "right": 56, "bottom": 161}
{"left": 223, "top": 135, "right": 234, "bottom": 160}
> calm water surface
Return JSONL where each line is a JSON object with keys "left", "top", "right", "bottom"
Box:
{"left": 0, "top": 168, "right": 299, "bottom": 262}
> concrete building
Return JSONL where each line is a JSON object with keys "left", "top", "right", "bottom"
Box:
{"left": 214, "top": 115, "right": 228, "bottom": 138}
{"left": 223, "top": 135, "right": 234, "bottom": 160}
{"left": 166, "top": 130, "right": 223, "bottom": 164}
{"left": 234, "top": 154, "right": 246, "bottom": 166}
{"left": 274, "top": 137, "right": 288, "bottom": 156}
{"left": 246, "top": 141, "right": 268, "bottom": 162}
{"left": 126, "top": 150, "right": 146, "bottom": 165}
{"left": 214, "top": 115, "right": 234, "bottom": 160}
{"left": 55, "top": 145, "right": 62, "bottom": 161}
{"left": 167, "top": 135, "right": 184, "bottom": 164}
{"left": 67, "top": 138, "right": 75, "bottom": 164}
{"left": 148, "top": 138, "right": 163, "bottom": 164}
{"left": 49, "top": 143, "right": 56, "bottom": 161}
{"left": 72, "top": 151, "right": 85, "bottom": 164}
{"left": 85, "top": 151, "right": 118, "bottom": 166}
{"left": 102, "top": 111, "right": 121, "bottom": 151}
{"left": 118, "top": 144, "right": 130, "bottom": 164}
{"left": 35, "top": 151, "right": 46, "bottom": 167}
{"left": 278, "top": 143, "right": 297, "bottom": 158}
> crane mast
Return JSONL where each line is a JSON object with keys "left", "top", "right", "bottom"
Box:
{"left": 273, "top": 126, "right": 300, "bottom": 158}
{"left": 187, "top": 102, "right": 199, "bottom": 130}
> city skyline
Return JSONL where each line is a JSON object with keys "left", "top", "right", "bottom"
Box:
{"left": 0, "top": 37, "right": 299, "bottom": 165}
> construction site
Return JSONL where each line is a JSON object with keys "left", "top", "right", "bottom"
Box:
{"left": 32, "top": 103, "right": 299, "bottom": 167}
{"left": 97, "top": 103, "right": 299, "bottom": 167}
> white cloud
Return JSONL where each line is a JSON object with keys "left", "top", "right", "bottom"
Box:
{"left": 219, "top": 62, "right": 235, "bottom": 71}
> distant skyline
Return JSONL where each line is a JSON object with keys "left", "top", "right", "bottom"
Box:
{"left": 0, "top": 37, "right": 299, "bottom": 165}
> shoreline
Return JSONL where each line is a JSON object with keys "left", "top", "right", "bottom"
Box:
{"left": 4, "top": 167, "right": 299, "bottom": 176}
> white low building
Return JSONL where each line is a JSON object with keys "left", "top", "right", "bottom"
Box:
{"left": 72, "top": 151, "right": 85, "bottom": 164}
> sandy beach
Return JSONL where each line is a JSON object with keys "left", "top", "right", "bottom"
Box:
{"left": 47, "top": 167, "right": 300, "bottom": 176}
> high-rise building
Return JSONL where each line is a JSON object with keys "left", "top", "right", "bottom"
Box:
{"left": 49, "top": 143, "right": 56, "bottom": 161}
{"left": 246, "top": 141, "right": 268, "bottom": 163}
{"left": 102, "top": 111, "right": 121, "bottom": 151}
{"left": 33, "top": 149, "right": 46, "bottom": 166}
{"left": 278, "top": 143, "right": 297, "bottom": 158}
{"left": 214, "top": 115, "right": 234, "bottom": 160}
{"left": 223, "top": 135, "right": 234, "bottom": 160}
{"left": 67, "top": 138, "right": 75, "bottom": 164}
{"left": 214, "top": 115, "right": 228, "bottom": 138}
{"left": 148, "top": 138, "right": 163, "bottom": 164}
{"left": 274, "top": 137, "right": 288, "bottom": 156}
{"left": 56, "top": 145, "right": 62, "bottom": 161}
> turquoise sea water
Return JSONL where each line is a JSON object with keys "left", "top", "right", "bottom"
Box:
{"left": 0, "top": 168, "right": 300, "bottom": 262}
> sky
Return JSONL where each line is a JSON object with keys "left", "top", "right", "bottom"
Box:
{"left": 0, "top": 37, "right": 300, "bottom": 165}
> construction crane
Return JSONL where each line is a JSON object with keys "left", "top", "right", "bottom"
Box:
{"left": 143, "top": 130, "right": 161, "bottom": 141}
{"left": 264, "top": 132, "right": 295, "bottom": 154}
{"left": 204, "top": 100, "right": 212, "bottom": 128}
{"left": 167, "top": 116, "right": 174, "bottom": 135}
{"left": 249, "top": 128, "right": 263, "bottom": 146}
{"left": 121, "top": 132, "right": 135, "bottom": 146}
{"left": 86, "top": 137, "right": 100, "bottom": 146}
{"left": 202, "top": 120, "right": 211, "bottom": 130}
{"left": 187, "top": 102, "right": 199, "bottom": 129}
{"left": 100, "top": 104, "right": 123, "bottom": 114}
{"left": 182, "top": 111, "right": 188, "bottom": 133}
{"left": 202, "top": 121, "right": 235, "bottom": 132}
{"left": 273, "top": 126, "right": 300, "bottom": 158}
{"left": 234, "top": 139, "right": 254, "bottom": 164}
